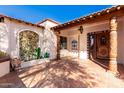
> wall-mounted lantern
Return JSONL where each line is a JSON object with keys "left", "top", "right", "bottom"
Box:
{"left": 78, "top": 26, "right": 83, "bottom": 34}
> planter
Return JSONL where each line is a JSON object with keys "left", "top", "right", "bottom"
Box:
{"left": 0, "top": 56, "right": 10, "bottom": 77}
{"left": 0, "top": 56, "right": 10, "bottom": 63}
{"left": 21, "top": 58, "right": 50, "bottom": 68}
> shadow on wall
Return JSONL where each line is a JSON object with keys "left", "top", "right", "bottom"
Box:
{"left": 41, "top": 28, "right": 57, "bottom": 59}
{"left": 0, "top": 23, "right": 9, "bottom": 53}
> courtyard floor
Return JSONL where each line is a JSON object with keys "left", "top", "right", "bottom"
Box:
{"left": 0, "top": 59, "right": 124, "bottom": 88}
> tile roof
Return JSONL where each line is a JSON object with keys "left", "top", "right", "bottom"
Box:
{"left": 0, "top": 14, "right": 44, "bottom": 29}
{"left": 52, "top": 5, "right": 124, "bottom": 30}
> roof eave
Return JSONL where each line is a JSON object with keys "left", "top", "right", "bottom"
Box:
{"left": 0, "top": 14, "right": 45, "bottom": 29}
{"left": 52, "top": 5, "right": 124, "bottom": 31}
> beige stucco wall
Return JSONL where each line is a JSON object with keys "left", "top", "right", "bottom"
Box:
{"left": 60, "top": 20, "right": 109, "bottom": 60}
{"left": 0, "top": 18, "right": 57, "bottom": 61}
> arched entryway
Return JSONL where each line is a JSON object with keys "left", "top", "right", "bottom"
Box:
{"left": 19, "top": 31, "right": 39, "bottom": 61}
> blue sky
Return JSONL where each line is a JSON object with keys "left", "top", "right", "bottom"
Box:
{"left": 0, "top": 5, "right": 112, "bottom": 24}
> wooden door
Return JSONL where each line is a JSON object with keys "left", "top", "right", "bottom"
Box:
{"left": 96, "top": 31, "right": 110, "bottom": 59}
{"left": 88, "top": 31, "right": 110, "bottom": 60}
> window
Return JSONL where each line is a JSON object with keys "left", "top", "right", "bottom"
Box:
{"left": 72, "top": 40, "right": 78, "bottom": 50}
{"left": 0, "top": 17, "right": 4, "bottom": 23}
{"left": 60, "top": 36, "right": 67, "bottom": 49}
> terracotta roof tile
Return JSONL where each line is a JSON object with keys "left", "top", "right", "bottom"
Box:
{"left": 0, "top": 14, "right": 44, "bottom": 29}
{"left": 52, "top": 5, "right": 124, "bottom": 30}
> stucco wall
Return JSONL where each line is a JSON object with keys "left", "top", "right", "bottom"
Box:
{"left": 0, "top": 23, "right": 9, "bottom": 53}
{"left": 60, "top": 20, "right": 110, "bottom": 60}
{"left": 38, "top": 20, "right": 58, "bottom": 59}
{"left": 1, "top": 18, "right": 57, "bottom": 61}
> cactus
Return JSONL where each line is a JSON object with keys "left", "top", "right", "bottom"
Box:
{"left": 37, "top": 47, "right": 41, "bottom": 59}
{"left": 33, "top": 47, "right": 41, "bottom": 59}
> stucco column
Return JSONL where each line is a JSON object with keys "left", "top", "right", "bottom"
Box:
{"left": 56, "top": 31, "right": 61, "bottom": 60}
{"left": 109, "top": 16, "right": 118, "bottom": 74}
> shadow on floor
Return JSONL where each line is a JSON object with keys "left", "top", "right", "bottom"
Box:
{"left": 18, "top": 60, "right": 99, "bottom": 88}
{"left": 0, "top": 71, "right": 26, "bottom": 88}
{"left": 89, "top": 58, "right": 124, "bottom": 81}
{"left": 0, "top": 59, "right": 124, "bottom": 88}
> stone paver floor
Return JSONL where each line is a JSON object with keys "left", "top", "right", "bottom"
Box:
{"left": 0, "top": 59, "right": 124, "bottom": 88}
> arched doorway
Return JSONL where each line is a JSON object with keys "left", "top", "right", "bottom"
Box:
{"left": 19, "top": 31, "right": 39, "bottom": 61}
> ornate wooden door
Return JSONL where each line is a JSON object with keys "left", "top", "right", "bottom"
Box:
{"left": 96, "top": 31, "right": 110, "bottom": 59}
{"left": 88, "top": 31, "right": 110, "bottom": 60}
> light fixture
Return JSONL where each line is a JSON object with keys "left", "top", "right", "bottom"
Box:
{"left": 78, "top": 26, "right": 83, "bottom": 34}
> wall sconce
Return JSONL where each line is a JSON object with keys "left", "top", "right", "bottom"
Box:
{"left": 78, "top": 26, "right": 83, "bottom": 34}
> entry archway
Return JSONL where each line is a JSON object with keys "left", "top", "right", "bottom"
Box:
{"left": 19, "top": 30, "right": 39, "bottom": 61}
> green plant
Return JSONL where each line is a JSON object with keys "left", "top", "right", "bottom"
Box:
{"left": 44, "top": 52, "right": 50, "bottom": 58}
{"left": 37, "top": 47, "right": 41, "bottom": 59}
{"left": 0, "top": 51, "right": 7, "bottom": 57}
{"left": 33, "top": 47, "right": 41, "bottom": 59}
{"left": 19, "top": 31, "right": 39, "bottom": 61}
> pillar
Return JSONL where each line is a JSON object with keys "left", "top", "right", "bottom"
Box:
{"left": 78, "top": 34, "right": 80, "bottom": 59}
{"left": 109, "top": 16, "right": 118, "bottom": 74}
{"left": 56, "top": 31, "right": 61, "bottom": 60}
